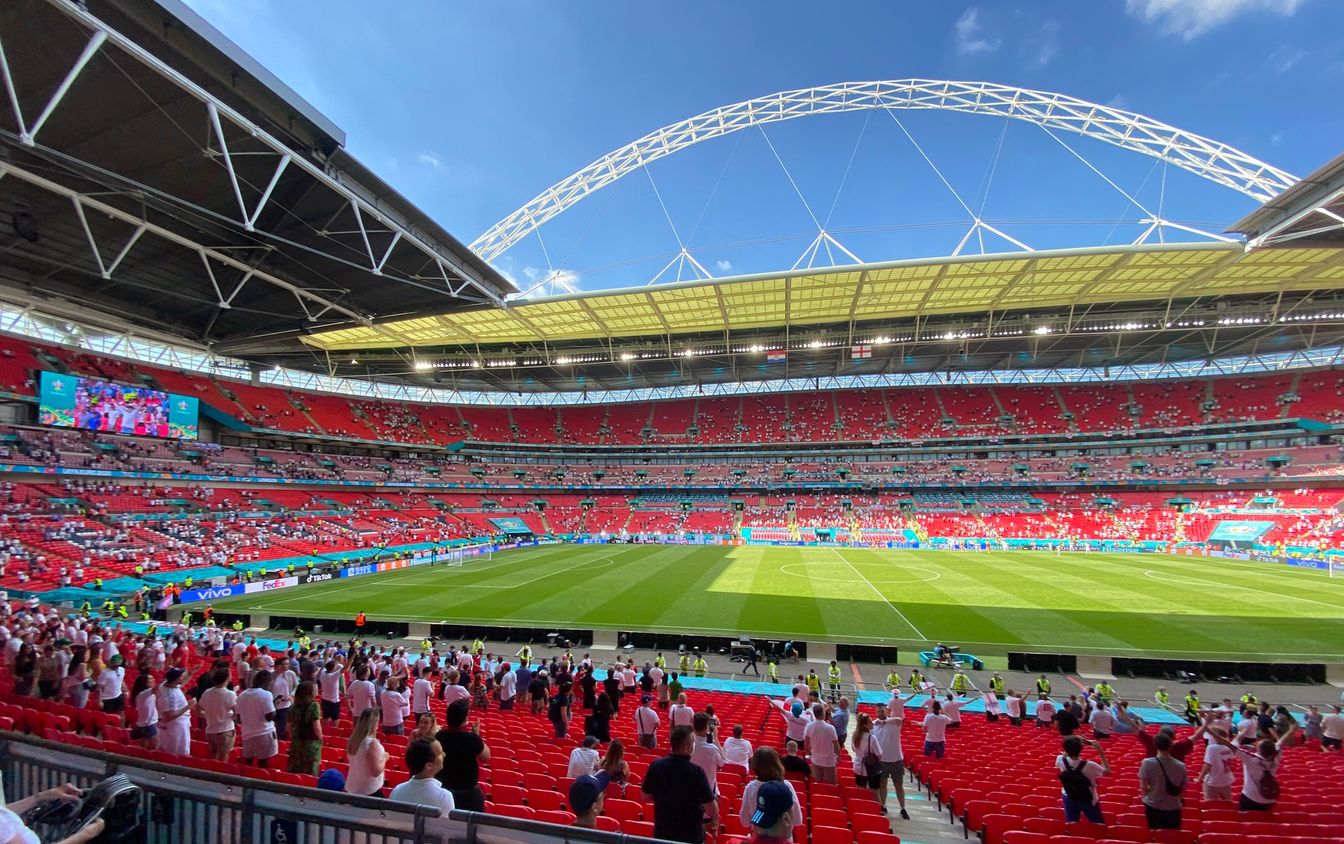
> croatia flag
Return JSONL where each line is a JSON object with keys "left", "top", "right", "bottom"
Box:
{"left": 851, "top": 345, "right": 873, "bottom": 360}
{"left": 766, "top": 349, "right": 787, "bottom": 364}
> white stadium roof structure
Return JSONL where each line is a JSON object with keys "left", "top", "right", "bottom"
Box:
{"left": 0, "top": 1, "right": 1342, "bottom": 403}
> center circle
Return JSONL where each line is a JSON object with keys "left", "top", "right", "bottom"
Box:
{"left": 779, "top": 562, "right": 941, "bottom": 584}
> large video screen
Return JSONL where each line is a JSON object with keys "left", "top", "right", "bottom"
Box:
{"left": 38, "top": 371, "right": 199, "bottom": 440}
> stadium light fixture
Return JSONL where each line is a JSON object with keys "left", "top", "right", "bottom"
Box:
{"left": 413, "top": 360, "right": 432, "bottom": 371}
{"left": 1033, "top": 326, "right": 1052, "bottom": 335}
{"left": 619, "top": 353, "right": 635, "bottom": 361}
{"left": 807, "top": 340, "right": 823, "bottom": 349}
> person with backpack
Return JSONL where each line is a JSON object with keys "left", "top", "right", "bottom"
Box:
{"left": 1138, "top": 733, "right": 1187, "bottom": 829}
{"left": 1055, "top": 735, "right": 1112, "bottom": 824}
{"left": 1209, "top": 718, "right": 1295, "bottom": 811}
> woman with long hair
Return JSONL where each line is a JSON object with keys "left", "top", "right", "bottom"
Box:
{"left": 344, "top": 708, "right": 388, "bottom": 797}
{"left": 411, "top": 712, "right": 438, "bottom": 743}
{"left": 600, "top": 737, "right": 630, "bottom": 786}
{"left": 587, "top": 692, "right": 613, "bottom": 743}
{"left": 12, "top": 643, "right": 36, "bottom": 697}
{"left": 130, "top": 673, "right": 160, "bottom": 749}
{"left": 287, "top": 681, "right": 323, "bottom": 776}
{"left": 739, "top": 747, "right": 803, "bottom": 829}
{"left": 850, "top": 712, "right": 880, "bottom": 797}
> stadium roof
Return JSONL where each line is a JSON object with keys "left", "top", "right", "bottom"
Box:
{"left": 0, "top": 0, "right": 512, "bottom": 352}
{"left": 303, "top": 243, "right": 1344, "bottom": 350}
{"left": 1232, "top": 151, "right": 1344, "bottom": 249}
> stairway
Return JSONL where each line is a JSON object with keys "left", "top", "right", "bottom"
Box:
{"left": 1052, "top": 386, "right": 1079, "bottom": 432}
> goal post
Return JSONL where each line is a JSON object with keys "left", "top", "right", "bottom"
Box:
{"left": 440, "top": 544, "right": 492, "bottom": 567}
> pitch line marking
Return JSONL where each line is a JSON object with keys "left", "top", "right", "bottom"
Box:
{"left": 778, "top": 562, "right": 940, "bottom": 584}
{"left": 1142, "top": 569, "right": 1344, "bottom": 613}
{"left": 827, "top": 548, "right": 926, "bottom": 640}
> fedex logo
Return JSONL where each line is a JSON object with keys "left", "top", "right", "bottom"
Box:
{"left": 260, "top": 580, "right": 288, "bottom": 590}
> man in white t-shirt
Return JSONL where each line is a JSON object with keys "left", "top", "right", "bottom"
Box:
{"left": 567, "top": 736, "right": 601, "bottom": 777}
{"left": 348, "top": 665, "right": 376, "bottom": 718}
{"left": 940, "top": 693, "right": 962, "bottom": 727}
{"left": 317, "top": 660, "right": 344, "bottom": 725}
{"left": 871, "top": 702, "right": 910, "bottom": 819}
{"left": 269, "top": 657, "right": 298, "bottom": 741}
{"left": 722, "top": 724, "right": 752, "bottom": 768}
{"left": 1088, "top": 704, "right": 1116, "bottom": 738}
{"left": 389, "top": 739, "right": 455, "bottom": 816}
{"left": 236, "top": 670, "right": 277, "bottom": 766}
{"left": 1035, "top": 694, "right": 1056, "bottom": 728}
{"left": 803, "top": 704, "right": 841, "bottom": 783}
{"left": 411, "top": 668, "right": 434, "bottom": 717}
{"left": 1005, "top": 690, "right": 1024, "bottom": 726}
{"left": 922, "top": 701, "right": 952, "bottom": 759}
{"left": 1198, "top": 726, "right": 1236, "bottom": 801}
{"left": 1320, "top": 704, "right": 1343, "bottom": 751}
{"left": 634, "top": 695, "right": 661, "bottom": 749}
{"left": 690, "top": 712, "right": 726, "bottom": 793}
{"left": 198, "top": 667, "right": 238, "bottom": 761}
{"left": 441, "top": 670, "right": 469, "bottom": 708}
{"left": 96, "top": 657, "right": 127, "bottom": 722}
{"left": 669, "top": 694, "right": 695, "bottom": 728}
{"left": 497, "top": 666, "right": 517, "bottom": 710}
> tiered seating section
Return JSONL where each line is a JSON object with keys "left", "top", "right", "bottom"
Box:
{"left": 2, "top": 335, "right": 1335, "bottom": 446}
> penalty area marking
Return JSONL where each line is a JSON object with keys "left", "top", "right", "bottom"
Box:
{"left": 1142, "top": 569, "right": 1344, "bottom": 613}
{"left": 779, "top": 562, "right": 941, "bottom": 584}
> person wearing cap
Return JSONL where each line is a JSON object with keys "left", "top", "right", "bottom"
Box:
{"left": 156, "top": 666, "right": 192, "bottom": 755}
{"left": 569, "top": 772, "right": 609, "bottom": 829}
{"left": 642, "top": 725, "right": 718, "bottom": 844}
{"left": 777, "top": 699, "right": 811, "bottom": 747}
{"left": 746, "top": 779, "right": 797, "bottom": 844}
{"left": 567, "top": 735, "right": 602, "bottom": 777}
{"left": 739, "top": 748, "right": 802, "bottom": 833}
{"left": 389, "top": 738, "right": 456, "bottom": 816}
{"left": 635, "top": 694, "right": 661, "bottom": 749}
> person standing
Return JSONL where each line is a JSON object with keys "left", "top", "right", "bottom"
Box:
{"left": 922, "top": 700, "right": 952, "bottom": 759}
{"left": 804, "top": 703, "right": 841, "bottom": 783}
{"left": 317, "top": 660, "right": 344, "bottom": 726}
{"left": 1323, "top": 704, "right": 1344, "bottom": 751}
{"left": 1035, "top": 694, "right": 1056, "bottom": 728}
{"left": 287, "top": 681, "right": 323, "bottom": 776}
{"left": 739, "top": 748, "right": 803, "bottom": 833}
{"left": 723, "top": 723, "right": 752, "bottom": 769}
{"left": 1035, "top": 674, "right": 1051, "bottom": 699}
{"left": 344, "top": 709, "right": 389, "bottom": 798}
{"left": 850, "top": 713, "right": 880, "bottom": 800}
{"left": 237, "top": 670, "right": 278, "bottom": 768}
{"left": 389, "top": 739, "right": 455, "bottom": 816}
{"left": 270, "top": 657, "right": 298, "bottom": 742}
{"left": 1208, "top": 720, "right": 1295, "bottom": 812}
{"left": 435, "top": 698, "right": 490, "bottom": 811}
{"left": 381, "top": 677, "right": 408, "bottom": 736}
{"left": 1056, "top": 735, "right": 1111, "bottom": 824}
{"left": 1005, "top": 689, "right": 1024, "bottom": 726}
{"left": 197, "top": 667, "right": 237, "bottom": 762}
{"left": 690, "top": 712, "right": 725, "bottom": 795}
{"left": 635, "top": 694, "right": 661, "bottom": 749}
{"left": 642, "top": 725, "right": 718, "bottom": 844}
{"left": 872, "top": 702, "right": 910, "bottom": 819}
{"left": 1139, "top": 733, "right": 1187, "bottom": 829}
{"left": 155, "top": 667, "right": 192, "bottom": 755}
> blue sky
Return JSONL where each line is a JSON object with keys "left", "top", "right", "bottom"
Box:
{"left": 184, "top": 0, "right": 1342, "bottom": 293}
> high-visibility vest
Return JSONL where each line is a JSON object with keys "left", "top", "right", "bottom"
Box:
{"left": 886, "top": 672, "right": 902, "bottom": 688}
{"left": 806, "top": 674, "right": 821, "bottom": 691}
{"left": 1155, "top": 690, "right": 1170, "bottom": 706}
{"left": 952, "top": 673, "right": 968, "bottom": 692}
{"left": 1036, "top": 678, "right": 1051, "bottom": 694}
{"left": 990, "top": 676, "right": 1005, "bottom": 694}
{"left": 1184, "top": 694, "right": 1200, "bottom": 714}
{"left": 828, "top": 666, "right": 842, "bottom": 683}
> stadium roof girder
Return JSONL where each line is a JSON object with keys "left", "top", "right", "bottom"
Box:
{"left": 301, "top": 243, "right": 1344, "bottom": 352}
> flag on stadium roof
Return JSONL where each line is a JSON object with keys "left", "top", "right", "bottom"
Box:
{"left": 766, "top": 349, "right": 787, "bottom": 364}
{"left": 851, "top": 345, "right": 873, "bottom": 360}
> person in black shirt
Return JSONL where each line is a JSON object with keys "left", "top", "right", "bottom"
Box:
{"left": 603, "top": 666, "right": 623, "bottom": 713}
{"left": 780, "top": 740, "right": 811, "bottom": 778}
{"left": 642, "top": 725, "right": 718, "bottom": 844}
{"left": 1055, "top": 705, "right": 1080, "bottom": 736}
{"left": 586, "top": 692, "right": 614, "bottom": 743}
{"left": 434, "top": 698, "right": 490, "bottom": 811}
{"left": 580, "top": 668, "right": 598, "bottom": 711}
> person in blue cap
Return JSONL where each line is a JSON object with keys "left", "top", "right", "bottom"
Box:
{"left": 748, "top": 780, "right": 798, "bottom": 844}
{"left": 568, "top": 772, "right": 610, "bottom": 829}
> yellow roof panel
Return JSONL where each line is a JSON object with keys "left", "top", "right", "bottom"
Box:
{"left": 299, "top": 244, "right": 1342, "bottom": 350}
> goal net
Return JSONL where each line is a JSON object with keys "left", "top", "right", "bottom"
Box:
{"left": 442, "top": 544, "right": 492, "bottom": 567}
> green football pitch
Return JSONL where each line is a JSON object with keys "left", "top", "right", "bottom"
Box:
{"left": 200, "top": 544, "right": 1344, "bottom": 661}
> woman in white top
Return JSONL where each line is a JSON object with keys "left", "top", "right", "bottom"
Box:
{"left": 236, "top": 670, "right": 278, "bottom": 767}
{"left": 380, "top": 679, "right": 408, "bottom": 735}
{"left": 130, "top": 673, "right": 159, "bottom": 749}
{"left": 739, "top": 748, "right": 803, "bottom": 829}
{"left": 155, "top": 667, "right": 192, "bottom": 756}
{"left": 345, "top": 709, "right": 389, "bottom": 797}
{"left": 849, "top": 713, "right": 880, "bottom": 797}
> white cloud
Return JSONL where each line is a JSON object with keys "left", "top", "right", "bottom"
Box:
{"left": 1270, "top": 132, "right": 1283, "bottom": 144}
{"left": 715, "top": 259, "right": 733, "bottom": 273}
{"left": 1035, "top": 20, "right": 1061, "bottom": 66}
{"left": 416, "top": 152, "right": 443, "bottom": 170}
{"left": 1265, "top": 44, "right": 1305, "bottom": 73}
{"left": 1125, "top": 0, "right": 1308, "bottom": 40}
{"left": 953, "top": 7, "right": 1002, "bottom": 56}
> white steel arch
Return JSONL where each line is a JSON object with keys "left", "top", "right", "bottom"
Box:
{"left": 472, "top": 79, "right": 1298, "bottom": 263}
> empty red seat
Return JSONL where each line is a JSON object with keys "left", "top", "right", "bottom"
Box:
{"left": 812, "top": 825, "right": 854, "bottom": 844}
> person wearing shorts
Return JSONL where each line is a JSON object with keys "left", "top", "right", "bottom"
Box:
{"left": 237, "top": 669, "right": 278, "bottom": 767}
{"left": 849, "top": 713, "right": 881, "bottom": 796}
{"left": 318, "top": 661, "right": 344, "bottom": 724}
{"left": 872, "top": 703, "right": 910, "bottom": 819}
{"left": 198, "top": 667, "right": 238, "bottom": 762}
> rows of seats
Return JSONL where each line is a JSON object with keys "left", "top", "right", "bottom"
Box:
{"left": 1, "top": 335, "right": 1330, "bottom": 446}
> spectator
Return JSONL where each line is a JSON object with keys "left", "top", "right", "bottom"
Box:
{"left": 1005, "top": 689, "right": 1024, "bottom": 726}
{"left": 922, "top": 700, "right": 951, "bottom": 759}
{"left": 197, "top": 667, "right": 237, "bottom": 762}
{"left": 567, "top": 735, "right": 601, "bottom": 777}
{"left": 548, "top": 680, "right": 573, "bottom": 738}
{"left": 155, "top": 667, "right": 191, "bottom": 755}
{"left": 1054, "top": 700, "right": 1079, "bottom": 736}
{"left": 1198, "top": 725, "right": 1236, "bottom": 801}
{"left": 723, "top": 724, "right": 753, "bottom": 769}
{"left": 0, "top": 784, "right": 105, "bottom": 844}
{"left": 389, "top": 739, "right": 455, "bottom": 816}
{"left": 1056, "top": 735, "right": 1111, "bottom": 824}
{"left": 270, "top": 657, "right": 297, "bottom": 742}
{"left": 435, "top": 698, "right": 489, "bottom": 811}
{"left": 1035, "top": 694, "right": 1056, "bottom": 728}
{"left": 287, "top": 681, "right": 323, "bottom": 776}
{"left": 1211, "top": 722, "right": 1295, "bottom": 812}
{"left": 1323, "top": 704, "right": 1343, "bottom": 751}
{"left": 670, "top": 693, "right": 695, "bottom": 729}
{"left": 96, "top": 655, "right": 126, "bottom": 723}
{"left": 586, "top": 691, "right": 613, "bottom": 742}
{"left": 600, "top": 738, "right": 630, "bottom": 788}
{"left": 635, "top": 694, "right": 661, "bottom": 749}
{"left": 850, "top": 712, "right": 880, "bottom": 799}
{"left": 381, "top": 677, "right": 407, "bottom": 736}
{"left": 872, "top": 702, "right": 910, "bottom": 819}
{"left": 780, "top": 740, "right": 810, "bottom": 778}
{"left": 237, "top": 669, "right": 278, "bottom": 768}
{"left": 690, "top": 712, "right": 725, "bottom": 793}
{"left": 410, "top": 712, "right": 438, "bottom": 744}
{"left": 129, "top": 673, "right": 159, "bottom": 750}
{"left": 317, "top": 660, "right": 344, "bottom": 726}
{"left": 745, "top": 780, "right": 798, "bottom": 844}
{"left": 411, "top": 667, "right": 433, "bottom": 718}
{"left": 569, "top": 773, "right": 608, "bottom": 829}
{"left": 1139, "top": 732, "right": 1187, "bottom": 829}
{"left": 348, "top": 665, "right": 376, "bottom": 718}
{"left": 345, "top": 708, "right": 388, "bottom": 797}
{"left": 497, "top": 663, "right": 517, "bottom": 711}
{"left": 803, "top": 703, "right": 841, "bottom": 783}
{"left": 739, "top": 748, "right": 802, "bottom": 832}
{"left": 642, "top": 725, "right": 718, "bottom": 844}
